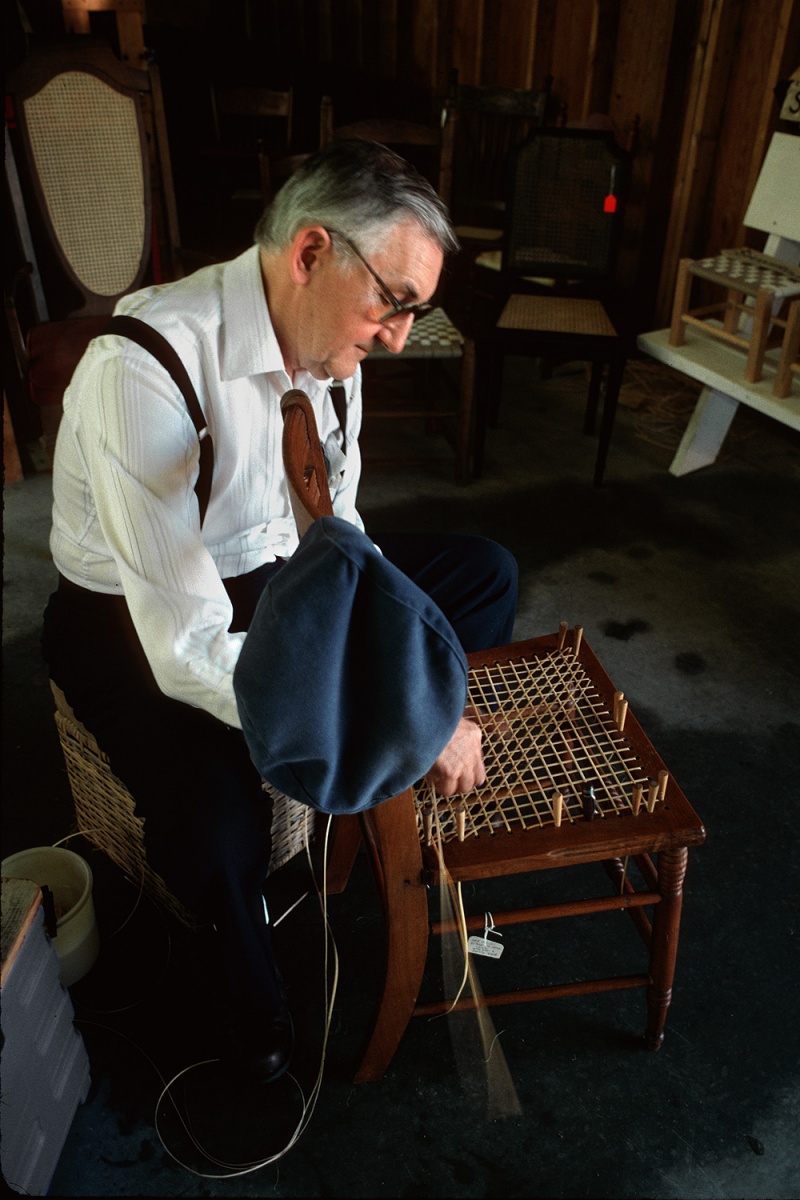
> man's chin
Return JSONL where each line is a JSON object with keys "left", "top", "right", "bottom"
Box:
{"left": 325, "top": 350, "right": 367, "bottom": 379}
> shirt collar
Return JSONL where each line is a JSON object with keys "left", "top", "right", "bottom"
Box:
{"left": 219, "top": 245, "right": 357, "bottom": 403}
{"left": 220, "top": 246, "right": 287, "bottom": 381}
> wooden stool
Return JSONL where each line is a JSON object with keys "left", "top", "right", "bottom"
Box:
{"left": 363, "top": 308, "right": 475, "bottom": 484}
{"left": 328, "top": 625, "right": 706, "bottom": 1081}
{"left": 774, "top": 296, "right": 800, "bottom": 398}
{"left": 669, "top": 248, "right": 800, "bottom": 384}
{"left": 50, "top": 682, "right": 313, "bottom": 927}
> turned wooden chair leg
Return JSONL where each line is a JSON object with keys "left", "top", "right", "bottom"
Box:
{"left": 353, "top": 789, "right": 429, "bottom": 1082}
{"left": 645, "top": 845, "right": 689, "bottom": 1050}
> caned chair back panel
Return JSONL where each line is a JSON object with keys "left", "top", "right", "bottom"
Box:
{"left": 7, "top": 43, "right": 153, "bottom": 317}
{"left": 441, "top": 79, "right": 551, "bottom": 226}
{"left": 505, "top": 129, "right": 630, "bottom": 285}
{"left": 50, "top": 681, "right": 313, "bottom": 926}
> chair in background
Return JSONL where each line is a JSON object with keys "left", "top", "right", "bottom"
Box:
{"left": 319, "top": 109, "right": 476, "bottom": 482}
{"left": 4, "top": 40, "right": 186, "bottom": 463}
{"left": 472, "top": 126, "right": 634, "bottom": 486}
{"left": 439, "top": 70, "right": 555, "bottom": 250}
{"left": 204, "top": 84, "right": 310, "bottom": 205}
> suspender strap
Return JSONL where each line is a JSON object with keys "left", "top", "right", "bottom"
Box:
{"left": 329, "top": 379, "right": 347, "bottom": 454}
{"left": 102, "top": 314, "right": 214, "bottom": 526}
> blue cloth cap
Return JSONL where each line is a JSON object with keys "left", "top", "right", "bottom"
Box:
{"left": 233, "top": 517, "right": 468, "bottom": 814}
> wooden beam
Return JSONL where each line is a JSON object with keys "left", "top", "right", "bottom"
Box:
{"left": 654, "top": 0, "right": 740, "bottom": 326}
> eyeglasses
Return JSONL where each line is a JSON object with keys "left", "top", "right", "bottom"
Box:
{"left": 326, "top": 228, "right": 434, "bottom": 324}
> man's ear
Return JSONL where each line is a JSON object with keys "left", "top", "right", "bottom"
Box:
{"left": 289, "top": 226, "right": 332, "bottom": 287}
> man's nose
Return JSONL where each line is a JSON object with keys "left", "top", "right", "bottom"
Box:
{"left": 376, "top": 313, "right": 415, "bottom": 353}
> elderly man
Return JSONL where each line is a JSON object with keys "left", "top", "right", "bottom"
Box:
{"left": 42, "top": 139, "right": 518, "bottom": 1082}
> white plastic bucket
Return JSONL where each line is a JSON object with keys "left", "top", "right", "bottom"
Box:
{"left": 1, "top": 846, "right": 100, "bottom": 986}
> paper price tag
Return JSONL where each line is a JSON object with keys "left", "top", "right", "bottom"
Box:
{"left": 467, "top": 935, "right": 504, "bottom": 959}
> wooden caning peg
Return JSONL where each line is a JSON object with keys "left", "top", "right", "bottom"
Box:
{"left": 573, "top": 626, "right": 584, "bottom": 656}
{"left": 657, "top": 769, "right": 669, "bottom": 802}
{"left": 423, "top": 803, "right": 434, "bottom": 846}
{"left": 557, "top": 620, "right": 569, "bottom": 651}
{"left": 614, "top": 690, "right": 628, "bottom": 732}
{"left": 455, "top": 803, "right": 466, "bottom": 842}
{"left": 647, "top": 779, "right": 659, "bottom": 813}
{"left": 552, "top": 790, "right": 564, "bottom": 828}
{"left": 632, "top": 782, "right": 643, "bottom": 815}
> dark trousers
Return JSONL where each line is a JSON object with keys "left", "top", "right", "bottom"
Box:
{"left": 42, "top": 532, "right": 517, "bottom": 1020}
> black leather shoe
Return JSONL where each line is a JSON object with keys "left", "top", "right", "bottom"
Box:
{"left": 227, "top": 1009, "right": 294, "bottom": 1084}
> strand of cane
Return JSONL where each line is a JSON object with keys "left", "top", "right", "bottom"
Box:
{"left": 152, "top": 811, "right": 338, "bottom": 1178}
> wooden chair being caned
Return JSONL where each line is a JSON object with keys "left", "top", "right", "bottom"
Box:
{"left": 279, "top": 389, "right": 706, "bottom": 1082}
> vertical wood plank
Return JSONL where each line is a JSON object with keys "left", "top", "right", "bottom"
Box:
{"left": 451, "top": 0, "right": 484, "bottom": 84}
{"left": 705, "top": 0, "right": 790, "bottom": 257}
{"left": 412, "top": 0, "right": 440, "bottom": 96}
{"left": 607, "top": 0, "right": 680, "bottom": 295}
{"left": 494, "top": 0, "right": 538, "bottom": 87}
{"left": 551, "top": 0, "right": 602, "bottom": 120}
{"left": 654, "top": 0, "right": 740, "bottom": 323}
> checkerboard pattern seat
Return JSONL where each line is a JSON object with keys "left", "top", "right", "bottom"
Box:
{"left": 669, "top": 248, "right": 800, "bottom": 385}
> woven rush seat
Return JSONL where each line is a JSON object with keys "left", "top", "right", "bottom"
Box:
{"left": 669, "top": 247, "right": 800, "bottom": 385}
{"left": 50, "top": 681, "right": 313, "bottom": 928}
{"left": 497, "top": 293, "right": 618, "bottom": 337}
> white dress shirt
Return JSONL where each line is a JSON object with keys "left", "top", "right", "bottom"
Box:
{"left": 51, "top": 246, "right": 364, "bottom": 729}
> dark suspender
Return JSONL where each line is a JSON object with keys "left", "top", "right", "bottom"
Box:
{"left": 103, "top": 314, "right": 214, "bottom": 526}
{"left": 329, "top": 379, "right": 347, "bottom": 454}
{"left": 102, "top": 316, "right": 348, "bottom": 525}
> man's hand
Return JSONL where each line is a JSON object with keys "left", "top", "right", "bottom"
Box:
{"left": 424, "top": 717, "right": 485, "bottom": 796}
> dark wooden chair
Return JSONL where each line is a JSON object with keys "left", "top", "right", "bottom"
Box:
{"left": 4, "top": 40, "right": 186, "bottom": 462}
{"left": 280, "top": 393, "right": 706, "bottom": 1084}
{"left": 438, "top": 71, "right": 555, "bottom": 251}
{"left": 319, "top": 109, "right": 476, "bottom": 482}
{"left": 473, "top": 126, "right": 635, "bottom": 486}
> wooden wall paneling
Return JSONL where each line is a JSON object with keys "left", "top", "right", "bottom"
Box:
{"left": 412, "top": 0, "right": 441, "bottom": 99}
{"left": 495, "top": 0, "right": 539, "bottom": 88}
{"left": 654, "top": 0, "right": 742, "bottom": 326}
{"left": 581, "top": 0, "right": 621, "bottom": 120}
{"left": 450, "top": 0, "right": 484, "bottom": 85}
{"left": 551, "top": 0, "right": 605, "bottom": 121}
{"left": 607, "top": 0, "right": 681, "bottom": 300}
{"left": 378, "top": 0, "right": 399, "bottom": 82}
{"left": 704, "top": 0, "right": 790, "bottom": 258}
{"left": 317, "top": 0, "right": 333, "bottom": 62}
{"left": 530, "top": 0, "right": 557, "bottom": 95}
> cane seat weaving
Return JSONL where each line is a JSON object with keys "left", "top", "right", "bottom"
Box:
{"left": 363, "top": 308, "right": 475, "bottom": 483}
{"left": 339, "top": 624, "right": 705, "bottom": 1082}
{"left": 50, "top": 682, "right": 313, "bottom": 928}
{"left": 669, "top": 248, "right": 800, "bottom": 385}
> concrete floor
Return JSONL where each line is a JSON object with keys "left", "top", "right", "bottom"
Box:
{"left": 2, "top": 354, "right": 800, "bottom": 1197}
